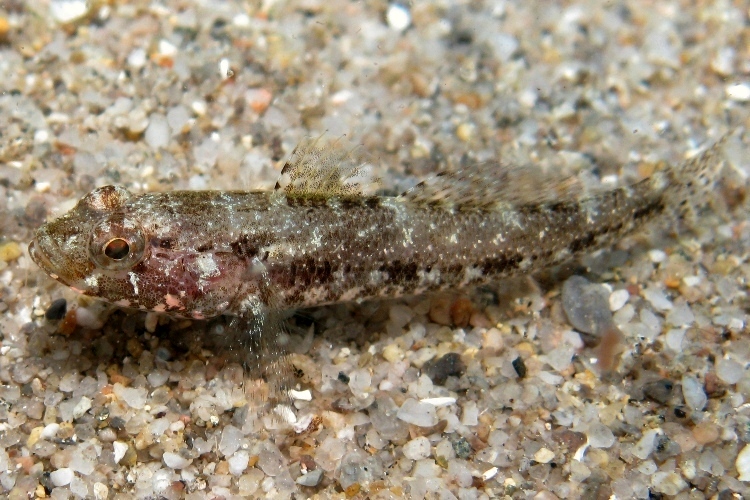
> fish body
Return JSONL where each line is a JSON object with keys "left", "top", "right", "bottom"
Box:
{"left": 29, "top": 136, "right": 727, "bottom": 321}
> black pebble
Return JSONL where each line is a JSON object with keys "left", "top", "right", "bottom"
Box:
{"left": 337, "top": 371, "right": 350, "bottom": 384}
{"left": 424, "top": 352, "right": 466, "bottom": 385}
{"left": 44, "top": 298, "right": 67, "bottom": 320}
{"left": 109, "top": 416, "right": 126, "bottom": 430}
{"left": 512, "top": 357, "right": 527, "bottom": 378}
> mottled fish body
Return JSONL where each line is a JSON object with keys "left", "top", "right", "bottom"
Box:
{"left": 29, "top": 136, "right": 728, "bottom": 320}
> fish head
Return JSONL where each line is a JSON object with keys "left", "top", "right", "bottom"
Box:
{"left": 30, "top": 185, "right": 148, "bottom": 306}
{"left": 31, "top": 186, "right": 250, "bottom": 319}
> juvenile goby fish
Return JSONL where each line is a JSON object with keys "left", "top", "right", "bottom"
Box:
{"left": 30, "top": 136, "right": 728, "bottom": 322}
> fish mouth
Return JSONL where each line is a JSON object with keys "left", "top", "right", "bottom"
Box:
{"left": 29, "top": 236, "right": 70, "bottom": 285}
{"left": 29, "top": 240, "right": 48, "bottom": 272}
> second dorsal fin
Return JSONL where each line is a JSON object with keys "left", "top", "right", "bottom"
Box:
{"left": 275, "top": 136, "right": 378, "bottom": 199}
{"left": 400, "top": 161, "right": 583, "bottom": 211}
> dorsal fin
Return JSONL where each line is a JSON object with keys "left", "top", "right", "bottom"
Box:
{"left": 400, "top": 161, "right": 583, "bottom": 211}
{"left": 275, "top": 136, "right": 379, "bottom": 199}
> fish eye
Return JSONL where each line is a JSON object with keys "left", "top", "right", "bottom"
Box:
{"left": 89, "top": 214, "right": 146, "bottom": 271}
{"left": 103, "top": 238, "right": 130, "bottom": 260}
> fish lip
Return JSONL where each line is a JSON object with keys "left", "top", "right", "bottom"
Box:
{"left": 29, "top": 235, "right": 66, "bottom": 283}
{"left": 28, "top": 239, "right": 49, "bottom": 272}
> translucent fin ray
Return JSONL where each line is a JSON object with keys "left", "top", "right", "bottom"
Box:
{"left": 275, "top": 136, "right": 380, "bottom": 199}
{"left": 399, "top": 161, "right": 583, "bottom": 211}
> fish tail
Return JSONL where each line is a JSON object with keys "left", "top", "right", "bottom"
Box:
{"left": 662, "top": 132, "right": 732, "bottom": 223}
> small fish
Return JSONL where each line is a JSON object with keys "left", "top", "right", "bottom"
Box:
{"left": 28, "top": 134, "right": 729, "bottom": 411}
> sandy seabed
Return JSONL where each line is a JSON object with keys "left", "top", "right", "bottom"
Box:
{"left": 1, "top": 1, "right": 750, "bottom": 499}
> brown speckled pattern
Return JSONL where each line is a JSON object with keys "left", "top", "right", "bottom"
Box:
{"left": 29, "top": 137, "right": 724, "bottom": 318}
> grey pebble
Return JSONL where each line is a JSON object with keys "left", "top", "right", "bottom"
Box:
{"left": 562, "top": 276, "right": 614, "bottom": 336}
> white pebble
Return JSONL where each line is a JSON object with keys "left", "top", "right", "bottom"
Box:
{"left": 34, "top": 129, "right": 50, "bottom": 144}
{"left": 219, "top": 425, "right": 243, "bottom": 457}
{"left": 188, "top": 175, "right": 208, "bottom": 190}
{"left": 59, "top": 373, "right": 79, "bottom": 392}
{"left": 386, "top": 3, "right": 411, "bottom": 32}
{"left": 545, "top": 344, "right": 575, "bottom": 372}
{"left": 631, "top": 429, "right": 659, "bottom": 460}
{"left": 290, "top": 389, "right": 312, "bottom": 401}
{"left": 665, "top": 303, "right": 694, "bottom": 327}
{"left": 70, "top": 449, "right": 95, "bottom": 475}
{"left": 348, "top": 369, "right": 372, "bottom": 398}
{"left": 640, "top": 309, "right": 663, "bottom": 336}
{"left": 736, "top": 444, "right": 750, "bottom": 481}
{"left": 482, "top": 467, "right": 498, "bottom": 481}
{"left": 397, "top": 398, "right": 438, "bottom": 427}
{"left": 648, "top": 249, "right": 667, "bottom": 263}
{"left": 191, "top": 100, "right": 207, "bottom": 116}
{"left": 420, "top": 397, "right": 456, "bottom": 407}
{"left": 145, "top": 113, "right": 171, "bottom": 149}
{"left": 642, "top": 287, "right": 673, "bottom": 311}
{"left": 163, "top": 451, "right": 191, "bottom": 469}
{"left": 651, "top": 471, "right": 687, "bottom": 496}
{"left": 711, "top": 47, "right": 735, "bottom": 76}
{"left": 93, "top": 482, "right": 109, "bottom": 500}
{"left": 587, "top": 422, "right": 615, "bottom": 448}
{"left": 167, "top": 106, "right": 191, "bottom": 135}
{"left": 637, "top": 460, "right": 657, "bottom": 475}
{"left": 447, "top": 460, "right": 473, "bottom": 487}
{"left": 127, "top": 48, "right": 147, "bottom": 68}
{"left": 460, "top": 401, "right": 479, "bottom": 426}
{"left": 534, "top": 448, "right": 555, "bottom": 463}
{"left": 147, "top": 369, "right": 170, "bottom": 387}
{"left": 50, "top": 468, "right": 74, "bottom": 486}
{"left": 73, "top": 396, "right": 92, "bottom": 419}
{"left": 149, "top": 418, "right": 170, "bottom": 437}
{"left": 665, "top": 328, "right": 686, "bottom": 351}
{"left": 228, "top": 451, "right": 250, "bottom": 476}
{"left": 152, "top": 469, "right": 172, "bottom": 492}
{"left": 219, "top": 58, "right": 232, "bottom": 79}
{"left": 41, "top": 423, "right": 60, "bottom": 439}
{"left": 726, "top": 83, "right": 750, "bottom": 102}
{"left": 484, "top": 33, "right": 519, "bottom": 62}
{"left": 114, "top": 385, "right": 147, "bottom": 409}
{"left": 729, "top": 317, "right": 745, "bottom": 331}
{"left": 158, "top": 39, "right": 177, "bottom": 57}
{"left": 233, "top": 13, "right": 251, "bottom": 27}
{"left": 403, "top": 437, "right": 431, "bottom": 460}
{"left": 113, "top": 441, "right": 128, "bottom": 464}
{"left": 537, "top": 371, "right": 564, "bottom": 386}
{"left": 716, "top": 358, "right": 744, "bottom": 385}
{"left": 681, "top": 375, "right": 707, "bottom": 411}
{"left": 50, "top": 0, "right": 90, "bottom": 23}
{"left": 682, "top": 275, "right": 701, "bottom": 287}
{"left": 608, "top": 289, "right": 629, "bottom": 312}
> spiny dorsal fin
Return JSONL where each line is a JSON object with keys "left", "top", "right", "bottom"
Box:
{"left": 400, "top": 161, "right": 583, "bottom": 211}
{"left": 275, "top": 136, "right": 379, "bottom": 199}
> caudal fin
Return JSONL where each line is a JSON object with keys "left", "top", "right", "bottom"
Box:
{"left": 664, "top": 132, "right": 734, "bottom": 224}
